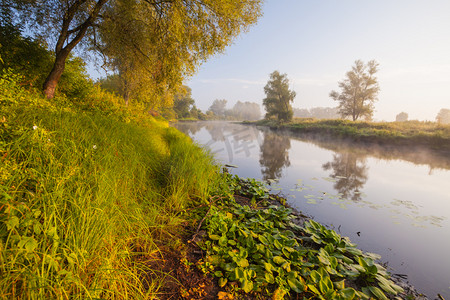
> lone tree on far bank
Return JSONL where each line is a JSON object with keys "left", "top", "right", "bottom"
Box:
{"left": 396, "top": 112, "right": 409, "bottom": 122}
{"left": 263, "top": 71, "right": 296, "bottom": 122}
{"left": 330, "top": 60, "right": 380, "bottom": 121}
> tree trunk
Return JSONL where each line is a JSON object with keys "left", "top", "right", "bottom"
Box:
{"left": 43, "top": 50, "right": 70, "bottom": 99}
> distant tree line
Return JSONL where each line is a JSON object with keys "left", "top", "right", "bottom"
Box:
{"left": 207, "top": 99, "right": 261, "bottom": 121}
{"left": 293, "top": 107, "right": 340, "bottom": 119}
{"left": 395, "top": 110, "right": 450, "bottom": 124}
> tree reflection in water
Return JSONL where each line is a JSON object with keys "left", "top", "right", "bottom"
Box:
{"left": 259, "top": 131, "right": 291, "bottom": 180}
{"left": 322, "top": 152, "right": 369, "bottom": 202}
{"left": 177, "top": 121, "right": 203, "bottom": 136}
{"left": 205, "top": 123, "right": 226, "bottom": 142}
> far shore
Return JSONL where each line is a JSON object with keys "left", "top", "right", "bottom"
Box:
{"left": 243, "top": 118, "right": 450, "bottom": 153}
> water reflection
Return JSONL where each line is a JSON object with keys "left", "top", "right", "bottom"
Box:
{"left": 187, "top": 122, "right": 262, "bottom": 163}
{"left": 205, "top": 122, "right": 226, "bottom": 142}
{"left": 175, "top": 121, "right": 203, "bottom": 136}
{"left": 172, "top": 121, "right": 450, "bottom": 298}
{"left": 259, "top": 131, "right": 291, "bottom": 180}
{"left": 322, "top": 153, "right": 369, "bottom": 202}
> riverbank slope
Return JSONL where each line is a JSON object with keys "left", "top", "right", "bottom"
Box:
{"left": 0, "top": 73, "right": 221, "bottom": 298}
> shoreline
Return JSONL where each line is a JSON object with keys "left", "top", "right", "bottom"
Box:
{"left": 188, "top": 175, "right": 431, "bottom": 299}
{"left": 244, "top": 119, "right": 450, "bottom": 153}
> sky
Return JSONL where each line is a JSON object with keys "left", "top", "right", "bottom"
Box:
{"left": 183, "top": 0, "right": 450, "bottom": 121}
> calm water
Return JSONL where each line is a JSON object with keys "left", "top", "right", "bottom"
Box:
{"left": 173, "top": 121, "right": 450, "bottom": 299}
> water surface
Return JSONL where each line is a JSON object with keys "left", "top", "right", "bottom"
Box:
{"left": 174, "top": 121, "right": 450, "bottom": 299}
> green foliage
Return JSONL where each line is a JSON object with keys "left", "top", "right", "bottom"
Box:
{"left": 330, "top": 60, "right": 380, "bottom": 121}
{"left": 0, "top": 23, "right": 53, "bottom": 88}
{"left": 201, "top": 176, "right": 404, "bottom": 299}
{"left": 206, "top": 100, "right": 261, "bottom": 121}
{"left": 57, "top": 57, "right": 94, "bottom": 100}
{"left": 173, "top": 85, "right": 196, "bottom": 119}
{"left": 0, "top": 72, "right": 221, "bottom": 298}
{"left": 395, "top": 112, "right": 409, "bottom": 122}
{"left": 208, "top": 99, "right": 228, "bottom": 117}
{"left": 263, "top": 71, "right": 296, "bottom": 122}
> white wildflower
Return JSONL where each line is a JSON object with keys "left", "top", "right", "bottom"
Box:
{"left": 93, "top": 145, "right": 97, "bottom": 150}
{"left": 33, "top": 125, "right": 38, "bottom": 130}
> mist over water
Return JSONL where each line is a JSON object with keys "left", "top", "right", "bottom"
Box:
{"left": 174, "top": 121, "right": 450, "bottom": 299}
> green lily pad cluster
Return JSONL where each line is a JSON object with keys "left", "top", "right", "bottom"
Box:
{"left": 201, "top": 176, "right": 404, "bottom": 299}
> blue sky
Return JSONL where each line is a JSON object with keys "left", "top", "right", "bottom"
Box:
{"left": 184, "top": 0, "right": 450, "bottom": 121}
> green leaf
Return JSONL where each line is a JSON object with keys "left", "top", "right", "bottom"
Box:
{"left": 33, "top": 223, "right": 42, "bottom": 235}
{"left": 241, "top": 279, "right": 253, "bottom": 293}
{"left": 345, "top": 247, "right": 363, "bottom": 256}
{"left": 209, "top": 234, "right": 220, "bottom": 240}
{"left": 334, "top": 279, "right": 345, "bottom": 290}
{"left": 367, "top": 264, "right": 378, "bottom": 275}
{"left": 307, "top": 284, "right": 320, "bottom": 295}
{"left": 265, "top": 272, "right": 275, "bottom": 284}
{"left": 237, "top": 258, "right": 249, "bottom": 268}
{"left": 228, "top": 240, "right": 237, "bottom": 246}
{"left": 274, "top": 239, "right": 283, "bottom": 249}
{"left": 281, "top": 261, "right": 291, "bottom": 272}
{"left": 318, "top": 253, "right": 331, "bottom": 265}
{"left": 273, "top": 256, "right": 286, "bottom": 265}
{"left": 223, "top": 263, "right": 234, "bottom": 272}
{"left": 24, "top": 237, "right": 38, "bottom": 252}
{"left": 319, "top": 277, "right": 333, "bottom": 294}
{"left": 219, "top": 236, "right": 228, "bottom": 247}
{"left": 309, "top": 270, "right": 322, "bottom": 283}
{"left": 287, "top": 277, "right": 305, "bottom": 293}
{"left": 376, "top": 275, "right": 403, "bottom": 294}
{"left": 339, "top": 287, "right": 356, "bottom": 299}
{"left": 214, "top": 271, "right": 223, "bottom": 277}
{"left": 368, "top": 286, "right": 388, "bottom": 300}
{"left": 264, "top": 262, "right": 273, "bottom": 272}
{"left": 235, "top": 267, "right": 245, "bottom": 280}
{"left": 6, "top": 216, "right": 20, "bottom": 230}
{"left": 218, "top": 277, "right": 228, "bottom": 287}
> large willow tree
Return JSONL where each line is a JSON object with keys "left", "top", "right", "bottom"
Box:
{"left": 9, "top": 0, "right": 262, "bottom": 100}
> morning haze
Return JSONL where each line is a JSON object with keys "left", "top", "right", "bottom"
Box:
{"left": 187, "top": 0, "right": 450, "bottom": 122}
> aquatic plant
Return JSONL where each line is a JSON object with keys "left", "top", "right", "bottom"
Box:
{"left": 201, "top": 177, "right": 404, "bottom": 299}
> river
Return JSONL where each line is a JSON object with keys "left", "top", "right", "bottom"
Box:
{"left": 173, "top": 121, "right": 450, "bottom": 299}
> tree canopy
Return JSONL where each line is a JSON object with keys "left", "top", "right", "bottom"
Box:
{"left": 395, "top": 112, "right": 408, "bottom": 122}
{"left": 330, "top": 60, "right": 380, "bottom": 121}
{"left": 263, "top": 71, "right": 296, "bottom": 122}
{"left": 208, "top": 99, "right": 228, "bottom": 117}
{"left": 436, "top": 108, "right": 450, "bottom": 124}
{"left": 7, "top": 0, "right": 263, "bottom": 100}
{"left": 173, "top": 85, "right": 195, "bottom": 119}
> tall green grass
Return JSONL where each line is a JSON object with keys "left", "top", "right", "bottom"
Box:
{"left": 0, "top": 72, "right": 220, "bottom": 298}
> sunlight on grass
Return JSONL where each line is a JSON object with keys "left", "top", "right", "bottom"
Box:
{"left": 0, "top": 72, "right": 220, "bottom": 298}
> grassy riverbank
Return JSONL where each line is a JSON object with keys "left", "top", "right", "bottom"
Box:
{"left": 0, "top": 73, "right": 221, "bottom": 298}
{"left": 250, "top": 119, "right": 450, "bottom": 151}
